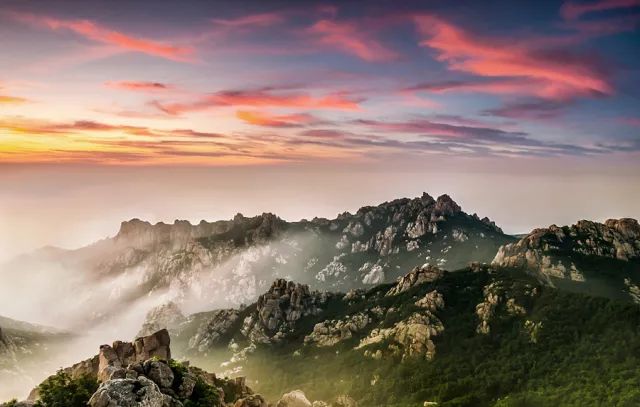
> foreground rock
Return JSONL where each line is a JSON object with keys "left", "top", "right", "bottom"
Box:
{"left": 22, "top": 329, "right": 256, "bottom": 407}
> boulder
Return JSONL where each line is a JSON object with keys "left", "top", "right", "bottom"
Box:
{"left": 234, "top": 394, "right": 268, "bottom": 407}
{"left": 88, "top": 376, "right": 174, "bottom": 407}
{"left": 276, "top": 390, "right": 312, "bottom": 407}
{"left": 143, "top": 360, "right": 174, "bottom": 389}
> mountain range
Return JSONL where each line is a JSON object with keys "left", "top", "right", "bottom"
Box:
{"left": 1, "top": 192, "right": 639, "bottom": 405}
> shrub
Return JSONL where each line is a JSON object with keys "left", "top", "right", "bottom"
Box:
{"left": 34, "top": 370, "right": 98, "bottom": 407}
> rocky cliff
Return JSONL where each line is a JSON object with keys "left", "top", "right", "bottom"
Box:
{"left": 492, "top": 218, "right": 640, "bottom": 302}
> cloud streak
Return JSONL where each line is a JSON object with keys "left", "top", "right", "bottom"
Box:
{"left": 306, "top": 19, "right": 399, "bottom": 62}
{"left": 105, "top": 81, "right": 173, "bottom": 92}
{"left": 152, "top": 87, "right": 363, "bottom": 116}
{"left": 561, "top": 0, "right": 640, "bottom": 20}
{"left": 9, "top": 11, "right": 195, "bottom": 62}
{"left": 413, "top": 15, "right": 612, "bottom": 101}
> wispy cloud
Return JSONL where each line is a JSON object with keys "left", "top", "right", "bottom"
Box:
{"left": 9, "top": 11, "right": 195, "bottom": 62}
{"left": 0, "top": 95, "right": 29, "bottom": 104}
{"left": 212, "top": 12, "right": 286, "bottom": 29}
{"left": 105, "top": 81, "right": 174, "bottom": 92}
{"left": 152, "top": 87, "right": 363, "bottom": 116}
{"left": 413, "top": 15, "right": 612, "bottom": 102}
{"left": 560, "top": 0, "right": 640, "bottom": 20}
{"left": 306, "top": 19, "right": 399, "bottom": 62}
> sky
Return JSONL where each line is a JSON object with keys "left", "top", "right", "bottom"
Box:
{"left": 0, "top": 0, "right": 639, "bottom": 259}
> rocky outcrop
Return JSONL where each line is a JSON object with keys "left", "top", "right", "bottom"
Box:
{"left": 23, "top": 330, "right": 261, "bottom": 407}
{"left": 493, "top": 219, "right": 640, "bottom": 269}
{"left": 492, "top": 219, "right": 640, "bottom": 300}
{"left": 475, "top": 281, "right": 535, "bottom": 335}
{"left": 356, "top": 301, "right": 445, "bottom": 361}
{"left": 304, "top": 313, "right": 371, "bottom": 347}
{"left": 59, "top": 329, "right": 172, "bottom": 383}
{"left": 415, "top": 290, "right": 445, "bottom": 311}
{"left": 241, "top": 280, "right": 330, "bottom": 343}
{"left": 386, "top": 265, "right": 444, "bottom": 296}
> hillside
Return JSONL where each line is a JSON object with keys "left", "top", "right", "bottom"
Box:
{"left": 129, "top": 264, "right": 640, "bottom": 407}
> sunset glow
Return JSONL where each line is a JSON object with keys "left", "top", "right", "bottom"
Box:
{"left": 0, "top": 0, "right": 637, "bottom": 166}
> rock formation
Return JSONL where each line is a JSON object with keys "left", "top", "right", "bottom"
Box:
{"left": 241, "top": 280, "right": 330, "bottom": 343}
{"left": 386, "top": 265, "right": 445, "bottom": 296}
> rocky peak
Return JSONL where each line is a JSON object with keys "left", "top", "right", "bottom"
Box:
{"left": 433, "top": 194, "right": 462, "bottom": 217}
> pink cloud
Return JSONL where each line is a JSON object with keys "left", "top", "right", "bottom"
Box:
{"left": 152, "top": 88, "right": 363, "bottom": 115}
{"left": 105, "top": 81, "right": 173, "bottom": 92}
{"left": 10, "top": 11, "right": 194, "bottom": 62}
{"left": 413, "top": 15, "right": 612, "bottom": 101}
{"left": 306, "top": 19, "right": 399, "bottom": 62}
{"left": 561, "top": 0, "right": 640, "bottom": 20}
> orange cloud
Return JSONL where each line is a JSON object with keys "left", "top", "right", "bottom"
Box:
{"left": 236, "top": 110, "right": 320, "bottom": 127}
{"left": 153, "top": 88, "right": 363, "bottom": 115}
{"left": 561, "top": 0, "right": 640, "bottom": 20}
{"left": 105, "top": 81, "right": 173, "bottom": 92}
{"left": 0, "top": 95, "right": 29, "bottom": 104}
{"left": 307, "top": 19, "right": 399, "bottom": 62}
{"left": 413, "top": 15, "right": 612, "bottom": 101}
{"left": 10, "top": 12, "right": 194, "bottom": 62}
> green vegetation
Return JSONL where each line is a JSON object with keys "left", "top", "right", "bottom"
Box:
{"left": 183, "top": 378, "right": 222, "bottom": 407}
{"left": 240, "top": 268, "right": 640, "bottom": 407}
{"left": 168, "top": 359, "right": 222, "bottom": 407}
{"left": 34, "top": 370, "right": 98, "bottom": 407}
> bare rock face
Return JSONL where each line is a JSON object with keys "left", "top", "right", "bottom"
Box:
{"left": 134, "top": 329, "right": 171, "bottom": 362}
{"left": 97, "top": 329, "right": 171, "bottom": 382}
{"left": 241, "top": 280, "right": 329, "bottom": 343}
{"left": 386, "top": 265, "right": 445, "bottom": 296}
